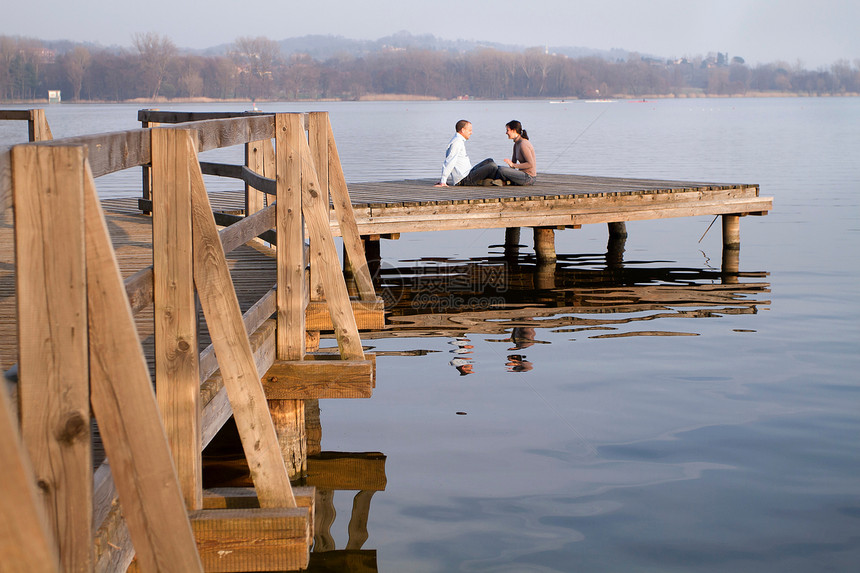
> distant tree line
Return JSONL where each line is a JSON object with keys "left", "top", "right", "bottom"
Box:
{"left": 2, "top": 34, "right": 859, "bottom": 102}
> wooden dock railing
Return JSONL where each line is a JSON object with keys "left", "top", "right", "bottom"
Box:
{"left": 1, "top": 110, "right": 378, "bottom": 571}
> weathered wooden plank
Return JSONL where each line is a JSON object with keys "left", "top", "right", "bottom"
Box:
{"left": 12, "top": 144, "right": 92, "bottom": 572}
{"left": 0, "top": 110, "right": 32, "bottom": 120}
{"left": 0, "top": 362, "right": 61, "bottom": 573}
{"left": 190, "top": 507, "right": 311, "bottom": 572}
{"left": 308, "top": 112, "right": 329, "bottom": 302}
{"left": 298, "top": 134, "right": 365, "bottom": 360}
{"left": 188, "top": 116, "right": 275, "bottom": 153}
{"left": 346, "top": 197, "right": 773, "bottom": 235}
{"left": 276, "top": 114, "right": 306, "bottom": 361}
{"left": 152, "top": 128, "right": 202, "bottom": 510}
{"left": 218, "top": 204, "right": 277, "bottom": 254}
{"left": 199, "top": 288, "right": 275, "bottom": 384}
{"left": 326, "top": 117, "right": 377, "bottom": 300}
{"left": 0, "top": 147, "right": 10, "bottom": 214}
{"left": 83, "top": 161, "right": 204, "bottom": 572}
{"left": 41, "top": 129, "right": 151, "bottom": 177}
{"left": 187, "top": 136, "right": 297, "bottom": 509}
{"left": 306, "top": 297, "right": 386, "bottom": 331}
{"left": 200, "top": 318, "right": 277, "bottom": 450}
{"left": 203, "top": 485, "right": 314, "bottom": 507}
{"left": 262, "top": 360, "right": 374, "bottom": 399}
{"left": 29, "top": 109, "right": 53, "bottom": 141}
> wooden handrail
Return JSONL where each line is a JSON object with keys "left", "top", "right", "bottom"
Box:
{"left": 200, "top": 161, "right": 276, "bottom": 195}
{"left": 6, "top": 111, "right": 371, "bottom": 571}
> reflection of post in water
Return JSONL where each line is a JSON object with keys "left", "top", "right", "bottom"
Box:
{"left": 535, "top": 259, "right": 556, "bottom": 291}
{"left": 303, "top": 403, "right": 386, "bottom": 572}
{"left": 374, "top": 255, "right": 770, "bottom": 340}
{"left": 722, "top": 246, "right": 740, "bottom": 285}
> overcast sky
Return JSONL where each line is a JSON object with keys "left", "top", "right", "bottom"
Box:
{"left": 5, "top": 0, "right": 857, "bottom": 68}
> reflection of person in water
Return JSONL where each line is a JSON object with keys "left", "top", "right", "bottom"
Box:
{"left": 449, "top": 335, "right": 475, "bottom": 376}
{"left": 509, "top": 327, "right": 536, "bottom": 350}
{"left": 505, "top": 327, "right": 538, "bottom": 372}
{"left": 506, "top": 354, "right": 533, "bottom": 372}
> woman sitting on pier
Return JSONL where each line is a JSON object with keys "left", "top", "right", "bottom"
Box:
{"left": 498, "top": 120, "right": 537, "bottom": 186}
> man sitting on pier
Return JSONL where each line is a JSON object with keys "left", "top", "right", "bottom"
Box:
{"left": 435, "top": 120, "right": 503, "bottom": 187}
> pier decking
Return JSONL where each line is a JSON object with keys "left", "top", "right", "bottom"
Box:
{"left": 346, "top": 173, "right": 768, "bottom": 232}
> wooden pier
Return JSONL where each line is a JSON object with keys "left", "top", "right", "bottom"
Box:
{"left": 342, "top": 174, "right": 770, "bottom": 264}
{"left": 136, "top": 111, "right": 772, "bottom": 268}
{"left": 1, "top": 108, "right": 772, "bottom": 572}
{"left": 1, "top": 110, "right": 381, "bottom": 572}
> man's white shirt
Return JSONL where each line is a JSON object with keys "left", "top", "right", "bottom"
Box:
{"left": 440, "top": 133, "right": 472, "bottom": 185}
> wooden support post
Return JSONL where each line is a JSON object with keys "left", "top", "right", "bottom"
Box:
{"left": 0, "top": 377, "right": 61, "bottom": 573}
{"left": 268, "top": 400, "right": 306, "bottom": 479}
{"left": 606, "top": 225, "right": 626, "bottom": 269}
{"left": 306, "top": 400, "right": 322, "bottom": 456}
{"left": 151, "top": 128, "right": 202, "bottom": 511}
{"left": 608, "top": 221, "right": 628, "bottom": 239}
{"left": 187, "top": 133, "right": 297, "bottom": 510}
{"left": 722, "top": 214, "right": 741, "bottom": 250}
{"left": 504, "top": 227, "right": 521, "bottom": 259}
{"left": 83, "top": 160, "right": 204, "bottom": 572}
{"left": 28, "top": 109, "right": 53, "bottom": 141}
{"left": 362, "top": 236, "right": 381, "bottom": 280}
{"left": 533, "top": 226, "right": 557, "bottom": 263}
{"left": 274, "top": 114, "right": 309, "bottom": 476}
{"left": 12, "top": 144, "right": 92, "bottom": 572}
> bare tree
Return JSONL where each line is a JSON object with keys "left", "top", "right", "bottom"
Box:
{"left": 62, "top": 46, "right": 91, "bottom": 101}
{"left": 132, "top": 32, "right": 176, "bottom": 99}
{"left": 231, "top": 36, "right": 281, "bottom": 100}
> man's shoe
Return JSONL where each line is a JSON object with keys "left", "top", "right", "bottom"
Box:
{"left": 480, "top": 179, "right": 494, "bottom": 186}
{"left": 492, "top": 179, "right": 504, "bottom": 186}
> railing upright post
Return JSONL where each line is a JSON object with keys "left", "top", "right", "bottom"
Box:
{"left": 275, "top": 114, "right": 307, "bottom": 361}
{"left": 151, "top": 127, "right": 202, "bottom": 510}
{"left": 27, "top": 109, "right": 53, "bottom": 141}
{"left": 12, "top": 144, "right": 92, "bottom": 572}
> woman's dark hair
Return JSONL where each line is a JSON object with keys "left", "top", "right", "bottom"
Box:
{"left": 506, "top": 120, "right": 528, "bottom": 140}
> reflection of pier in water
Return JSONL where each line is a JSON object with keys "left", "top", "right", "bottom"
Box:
{"left": 363, "top": 246, "right": 770, "bottom": 340}
{"left": 203, "top": 401, "right": 385, "bottom": 572}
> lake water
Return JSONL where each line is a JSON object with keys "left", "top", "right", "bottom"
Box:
{"left": 3, "top": 98, "right": 859, "bottom": 572}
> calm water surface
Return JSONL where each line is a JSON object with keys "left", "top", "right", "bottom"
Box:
{"left": 3, "top": 98, "right": 859, "bottom": 572}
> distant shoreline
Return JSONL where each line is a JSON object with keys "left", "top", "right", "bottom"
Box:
{"left": 2, "top": 91, "right": 857, "bottom": 105}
